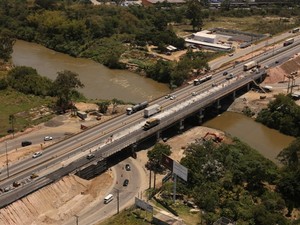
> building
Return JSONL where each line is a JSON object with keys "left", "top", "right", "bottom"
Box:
{"left": 185, "top": 30, "right": 232, "bottom": 52}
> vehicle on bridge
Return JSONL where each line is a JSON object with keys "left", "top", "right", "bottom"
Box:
{"left": 143, "top": 118, "right": 160, "bottom": 130}
{"left": 126, "top": 101, "right": 148, "bottom": 115}
{"left": 243, "top": 60, "right": 258, "bottom": 71}
{"left": 193, "top": 74, "right": 213, "bottom": 86}
{"left": 144, "top": 104, "right": 161, "bottom": 118}
{"left": 283, "top": 38, "right": 294, "bottom": 46}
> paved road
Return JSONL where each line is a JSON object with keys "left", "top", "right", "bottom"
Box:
{"left": 209, "top": 30, "right": 296, "bottom": 70}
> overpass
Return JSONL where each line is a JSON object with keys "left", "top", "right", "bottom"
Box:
{"left": 0, "top": 69, "right": 265, "bottom": 208}
{"left": 0, "top": 35, "right": 300, "bottom": 208}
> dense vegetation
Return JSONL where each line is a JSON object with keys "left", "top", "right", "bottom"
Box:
{"left": 256, "top": 94, "right": 300, "bottom": 137}
{"left": 1, "top": 0, "right": 300, "bottom": 86}
{"left": 153, "top": 139, "right": 300, "bottom": 224}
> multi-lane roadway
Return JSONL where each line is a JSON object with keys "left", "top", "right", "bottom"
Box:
{"left": 0, "top": 34, "right": 300, "bottom": 208}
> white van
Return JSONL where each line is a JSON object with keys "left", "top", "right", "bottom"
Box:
{"left": 104, "top": 194, "right": 113, "bottom": 204}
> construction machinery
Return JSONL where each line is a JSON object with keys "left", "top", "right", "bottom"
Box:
{"left": 203, "top": 132, "right": 223, "bottom": 143}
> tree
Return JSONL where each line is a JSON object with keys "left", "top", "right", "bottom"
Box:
{"left": 53, "top": 70, "right": 84, "bottom": 112}
{"left": 146, "top": 143, "right": 172, "bottom": 189}
{"left": 0, "top": 31, "right": 15, "bottom": 62}
{"left": 277, "top": 137, "right": 300, "bottom": 168}
{"left": 97, "top": 101, "right": 110, "bottom": 114}
{"left": 186, "top": 0, "right": 203, "bottom": 31}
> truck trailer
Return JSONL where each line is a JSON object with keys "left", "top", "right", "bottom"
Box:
{"left": 143, "top": 118, "right": 160, "bottom": 130}
{"left": 243, "top": 60, "right": 257, "bottom": 71}
{"left": 126, "top": 101, "right": 148, "bottom": 115}
{"left": 144, "top": 104, "right": 161, "bottom": 118}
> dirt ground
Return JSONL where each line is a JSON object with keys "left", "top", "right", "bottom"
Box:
{"left": 1, "top": 52, "right": 300, "bottom": 224}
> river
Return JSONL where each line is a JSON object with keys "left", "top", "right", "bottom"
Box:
{"left": 12, "top": 40, "right": 169, "bottom": 103}
{"left": 11, "top": 40, "right": 294, "bottom": 164}
{"left": 204, "top": 112, "right": 295, "bottom": 164}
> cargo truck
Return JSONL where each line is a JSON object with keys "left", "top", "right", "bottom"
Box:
{"left": 193, "top": 74, "right": 212, "bottom": 86}
{"left": 283, "top": 38, "right": 294, "bottom": 46}
{"left": 143, "top": 118, "right": 160, "bottom": 130}
{"left": 126, "top": 101, "right": 148, "bottom": 115}
{"left": 144, "top": 104, "right": 161, "bottom": 118}
{"left": 243, "top": 61, "right": 257, "bottom": 71}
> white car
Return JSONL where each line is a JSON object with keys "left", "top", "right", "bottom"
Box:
{"left": 32, "top": 151, "right": 42, "bottom": 158}
{"left": 44, "top": 136, "right": 53, "bottom": 141}
{"left": 170, "top": 95, "right": 176, "bottom": 100}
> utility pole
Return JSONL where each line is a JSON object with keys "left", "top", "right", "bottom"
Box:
{"left": 5, "top": 141, "right": 9, "bottom": 178}
{"left": 75, "top": 215, "right": 79, "bottom": 225}
{"left": 114, "top": 188, "right": 120, "bottom": 214}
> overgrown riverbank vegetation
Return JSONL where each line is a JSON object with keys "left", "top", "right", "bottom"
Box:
{"left": 1, "top": 0, "right": 300, "bottom": 87}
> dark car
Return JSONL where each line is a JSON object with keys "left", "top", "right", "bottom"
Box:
{"left": 123, "top": 179, "right": 129, "bottom": 186}
{"left": 125, "top": 164, "right": 131, "bottom": 171}
{"left": 86, "top": 154, "right": 95, "bottom": 160}
{"left": 223, "top": 71, "right": 228, "bottom": 76}
{"left": 21, "top": 141, "right": 32, "bottom": 147}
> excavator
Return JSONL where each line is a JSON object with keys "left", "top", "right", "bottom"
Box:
{"left": 203, "top": 132, "right": 223, "bottom": 143}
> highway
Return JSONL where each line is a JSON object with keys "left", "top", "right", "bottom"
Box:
{"left": 0, "top": 34, "right": 300, "bottom": 207}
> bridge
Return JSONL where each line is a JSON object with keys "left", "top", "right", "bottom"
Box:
{"left": 0, "top": 36, "right": 299, "bottom": 208}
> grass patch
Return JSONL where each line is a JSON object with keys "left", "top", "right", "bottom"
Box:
{"left": 0, "top": 89, "right": 55, "bottom": 137}
{"left": 98, "top": 207, "right": 152, "bottom": 225}
{"left": 172, "top": 203, "right": 201, "bottom": 225}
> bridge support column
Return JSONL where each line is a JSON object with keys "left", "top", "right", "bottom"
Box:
{"left": 131, "top": 143, "right": 137, "bottom": 159}
{"left": 197, "top": 109, "right": 204, "bottom": 124}
{"left": 179, "top": 119, "right": 184, "bottom": 132}
{"left": 247, "top": 83, "right": 251, "bottom": 91}
{"left": 216, "top": 99, "right": 221, "bottom": 109}
{"left": 232, "top": 91, "right": 236, "bottom": 100}
{"left": 156, "top": 131, "right": 161, "bottom": 141}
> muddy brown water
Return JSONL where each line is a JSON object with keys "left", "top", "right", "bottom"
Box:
{"left": 204, "top": 112, "right": 295, "bottom": 164}
{"left": 12, "top": 40, "right": 169, "bottom": 102}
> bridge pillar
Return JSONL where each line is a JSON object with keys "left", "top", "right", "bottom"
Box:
{"left": 131, "top": 143, "right": 137, "bottom": 159}
{"left": 216, "top": 99, "right": 221, "bottom": 109}
{"left": 179, "top": 119, "right": 184, "bottom": 131}
{"left": 247, "top": 83, "right": 251, "bottom": 91}
{"left": 232, "top": 91, "right": 236, "bottom": 100}
{"left": 156, "top": 131, "right": 161, "bottom": 141}
{"left": 197, "top": 109, "right": 204, "bottom": 124}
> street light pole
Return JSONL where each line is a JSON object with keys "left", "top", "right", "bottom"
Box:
{"left": 113, "top": 187, "right": 120, "bottom": 214}
{"left": 5, "top": 141, "right": 9, "bottom": 178}
{"left": 75, "top": 215, "right": 79, "bottom": 225}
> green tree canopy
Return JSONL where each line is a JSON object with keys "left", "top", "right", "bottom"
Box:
{"left": 52, "top": 70, "right": 84, "bottom": 112}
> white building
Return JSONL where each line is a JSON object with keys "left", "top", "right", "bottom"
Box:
{"left": 192, "top": 30, "right": 217, "bottom": 43}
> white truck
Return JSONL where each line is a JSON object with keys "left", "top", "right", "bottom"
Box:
{"left": 144, "top": 104, "right": 161, "bottom": 118}
{"left": 243, "top": 60, "right": 257, "bottom": 71}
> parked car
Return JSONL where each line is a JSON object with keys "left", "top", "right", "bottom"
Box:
{"left": 223, "top": 71, "right": 228, "bottom": 76}
{"left": 44, "top": 136, "right": 53, "bottom": 141}
{"left": 32, "top": 151, "right": 42, "bottom": 158}
{"left": 86, "top": 153, "right": 95, "bottom": 160}
{"left": 123, "top": 179, "right": 129, "bottom": 186}
{"left": 125, "top": 164, "right": 131, "bottom": 171}
{"left": 21, "top": 141, "right": 32, "bottom": 147}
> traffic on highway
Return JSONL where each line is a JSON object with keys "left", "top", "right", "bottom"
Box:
{"left": 0, "top": 34, "right": 300, "bottom": 209}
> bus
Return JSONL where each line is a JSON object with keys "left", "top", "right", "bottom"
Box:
{"left": 283, "top": 38, "right": 294, "bottom": 46}
{"left": 104, "top": 194, "right": 114, "bottom": 204}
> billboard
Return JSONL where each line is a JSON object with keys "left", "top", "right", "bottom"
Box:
{"left": 135, "top": 197, "right": 153, "bottom": 213}
{"left": 173, "top": 161, "right": 188, "bottom": 181}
